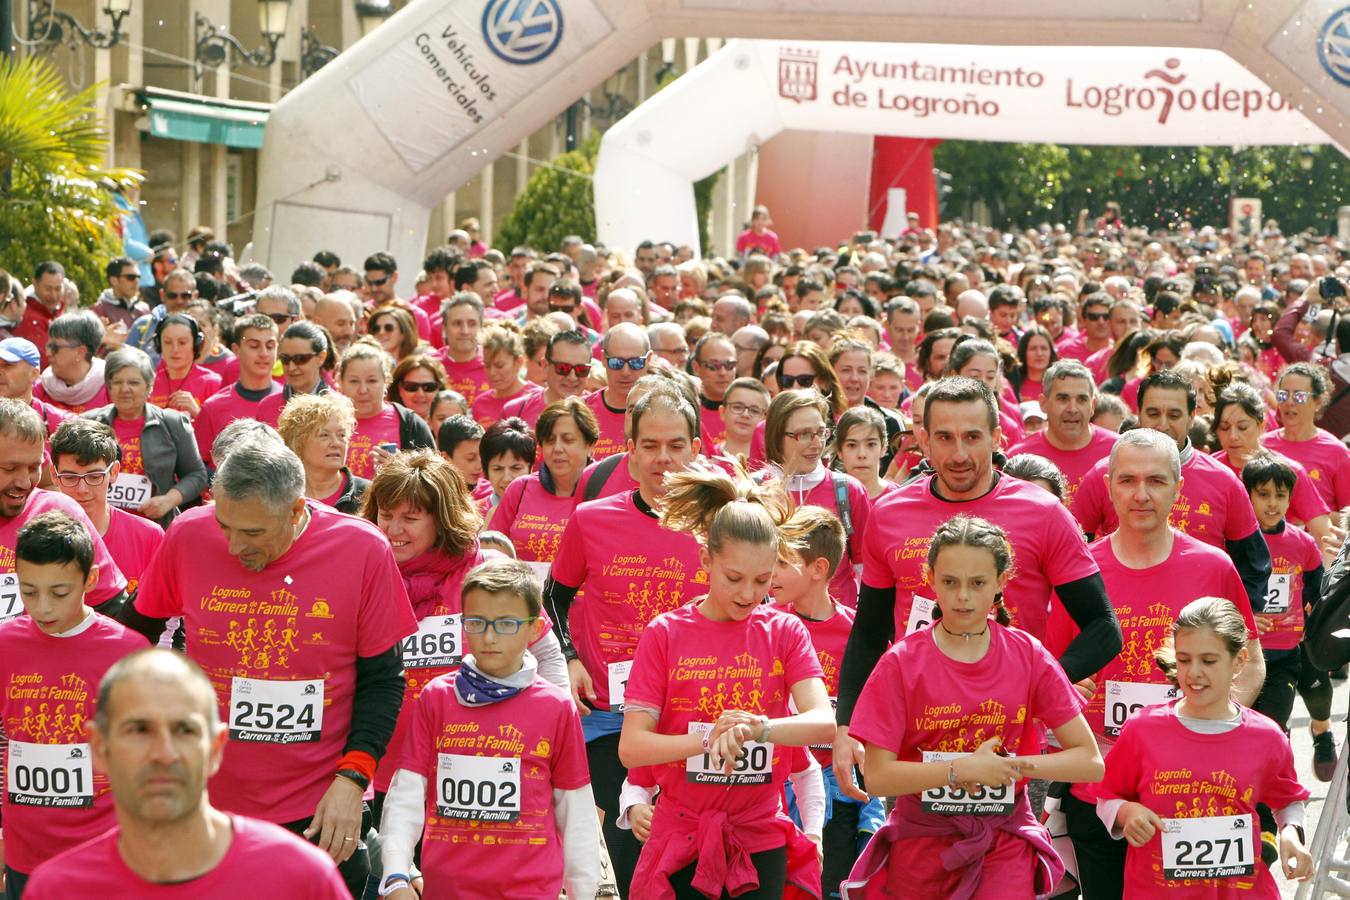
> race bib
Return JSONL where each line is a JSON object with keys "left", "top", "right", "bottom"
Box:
{"left": 436, "top": 753, "right": 521, "bottom": 821}
{"left": 686, "top": 722, "right": 773, "bottom": 785}
{"left": 523, "top": 560, "right": 551, "bottom": 585}
{"left": 607, "top": 659, "right": 633, "bottom": 713}
{"left": 401, "top": 614, "right": 462, "bottom": 669}
{"left": 0, "top": 573, "right": 22, "bottom": 622}
{"left": 107, "top": 473, "right": 152, "bottom": 510}
{"left": 1161, "top": 815, "right": 1254, "bottom": 880}
{"left": 906, "top": 595, "right": 938, "bottom": 636}
{"left": 7, "top": 741, "right": 93, "bottom": 808}
{"left": 1263, "top": 573, "right": 1292, "bottom": 615}
{"left": 228, "top": 677, "right": 323, "bottom": 743}
{"left": 810, "top": 697, "right": 838, "bottom": 751}
{"left": 1103, "top": 681, "right": 1179, "bottom": 736}
{"left": 920, "top": 750, "right": 1015, "bottom": 816}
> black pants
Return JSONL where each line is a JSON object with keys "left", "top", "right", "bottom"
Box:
{"left": 586, "top": 731, "right": 641, "bottom": 897}
{"left": 823, "top": 799, "right": 861, "bottom": 900}
{"left": 1254, "top": 645, "right": 1334, "bottom": 731}
{"left": 1063, "top": 788, "right": 1126, "bottom": 900}
{"left": 669, "top": 846, "right": 788, "bottom": 900}
{"left": 282, "top": 803, "right": 373, "bottom": 899}
{"left": 3, "top": 867, "right": 27, "bottom": 900}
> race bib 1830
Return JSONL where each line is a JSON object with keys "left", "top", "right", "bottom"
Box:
{"left": 401, "top": 614, "right": 462, "bottom": 669}
{"left": 686, "top": 722, "right": 773, "bottom": 785}
{"left": 607, "top": 660, "right": 633, "bottom": 713}
{"left": 1161, "top": 815, "right": 1254, "bottom": 880}
{"left": 919, "top": 750, "right": 1015, "bottom": 816}
{"left": 7, "top": 741, "right": 94, "bottom": 808}
{"left": 1104, "top": 681, "right": 1179, "bottom": 736}
{"left": 228, "top": 677, "right": 323, "bottom": 743}
{"left": 0, "top": 573, "right": 22, "bottom": 623}
{"left": 435, "top": 753, "right": 521, "bottom": 821}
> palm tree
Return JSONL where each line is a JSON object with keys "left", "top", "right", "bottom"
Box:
{"left": 0, "top": 55, "right": 142, "bottom": 300}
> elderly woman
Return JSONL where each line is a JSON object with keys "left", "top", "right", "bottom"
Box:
{"left": 278, "top": 392, "right": 368, "bottom": 513}
{"left": 34, "top": 310, "right": 108, "bottom": 413}
{"left": 389, "top": 353, "right": 448, "bottom": 425}
{"left": 359, "top": 450, "right": 566, "bottom": 819}
{"left": 256, "top": 321, "right": 336, "bottom": 426}
{"left": 83, "top": 346, "right": 208, "bottom": 525}
{"left": 338, "top": 341, "right": 435, "bottom": 479}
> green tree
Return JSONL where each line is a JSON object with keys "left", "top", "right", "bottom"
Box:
{"left": 0, "top": 56, "right": 140, "bottom": 302}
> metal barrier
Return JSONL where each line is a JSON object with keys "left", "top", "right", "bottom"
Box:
{"left": 1298, "top": 741, "right": 1350, "bottom": 899}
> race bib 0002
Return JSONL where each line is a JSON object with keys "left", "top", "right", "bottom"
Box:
{"left": 436, "top": 753, "right": 521, "bottom": 821}
{"left": 7, "top": 741, "right": 94, "bottom": 808}
{"left": 686, "top": 722, "right": 773, "bottom": 785}
{"left": 228, "top": 677, "right": 323, "bottom": 743}
{"left": 401, "top": 614, "right": 462, "bottom": 669}
{"left": 1103, "top": 681, "right": 1179, "bottom": 736}
{"left": 1263, "top": 573, "right": 1292, "bottom": 615}
{"left": 920, "top": 750, "right": 1015, "bottom": 816}
{"left": 1161, "top": 814, "right": 1254, "bottom": 880}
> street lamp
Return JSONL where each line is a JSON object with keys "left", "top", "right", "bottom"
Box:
{"left": 26, "top": 0, "right": 132, "bottom": 50}
{"left": 355, "top": 0, "right": 393, "bottom": 37}
{"left": 195, "top": 0, "right": 292, "bottom": 70}
{"left": 300, "top": 28, "right": 338, "bottom": 78}
{"left": 1300, "top": 146, "right": 1317, "bottom": 171}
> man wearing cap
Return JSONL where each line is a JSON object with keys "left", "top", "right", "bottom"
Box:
{"left": 0, "top": 337, "right": 71, "bottom": 438}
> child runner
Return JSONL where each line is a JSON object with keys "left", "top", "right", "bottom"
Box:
{"left": 1095, "top": 597, "right": 1313, "bottom": 897}
{"left": 618, "top": 467, "right": 835, "bottom": 899}
{"left": 378, "top": 559, "right": 600, "bottom": 899}
{"left": 771, "top": 504, "right": 885, "bottom": 898}
{"left": 832, "top": 407, "right": 899, "bottom": 503}
{"left": 0, "top": 511, "right": 148, "bottom": 893}
{"left": 844, "top": 515, "right": 1103, "bottom": 898}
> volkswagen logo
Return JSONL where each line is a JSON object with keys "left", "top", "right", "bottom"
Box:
{"left": 1319, "top": 7, "right": 1350, "bottom": 87}
{"left": 482, "top": 0, "right": 563, "bottom": 66}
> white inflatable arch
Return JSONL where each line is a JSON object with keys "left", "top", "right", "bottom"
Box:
{"left": 253, "top": 0, "right": 1350, "bottom": 268}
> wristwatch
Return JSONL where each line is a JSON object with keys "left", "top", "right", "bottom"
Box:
{"left": 336, "top": 768, "right": 371, "bottom": 791}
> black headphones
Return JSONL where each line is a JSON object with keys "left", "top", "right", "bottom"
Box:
{"left": 153, "top": 312, "right": 205, "bottom": 356}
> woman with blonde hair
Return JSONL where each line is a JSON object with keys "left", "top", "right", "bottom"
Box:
{"left": 277, "top": 391, "right": 366, "bottom": 513}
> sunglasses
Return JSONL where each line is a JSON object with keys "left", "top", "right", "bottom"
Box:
{"left": 552, "top": 362, "right": 591, "bottom": 377}
{"left": 371, "top": 322, "right": 400, "bottom": 334}
{"left": 777, "top": 372, "right": 817, "bottom": 389}
{"left": 549, "top": 304, "right": 577, "bottom": 315}
{"left": 698, "top": 358, "right": 736, "bottom": 372}
{"left": 1276, "top": 389, "right": 1311, "bottom": 404}
{"left": 264, "top": 312, "right": 294, "bottom": 325}
{"left": 365, "top": 274, "right": 391, "bottom": 287}
{"left": 54, "top": 462, "right": 115, "bottom": 487}
{"left": 163, "top": 290, "right": 194, "bottom": 300}
{"left": 1083, "top": 311, "right": 1110, "bottom": 322}
{"left": 279, "top": 352, "right": 319, "bottom": 366}
{"left": 400, "top": 380, "right": 440, "bottom": 393}
{"left": 116, "top": 272, "right": 140, "bottom": 281}
{"left": 605, "top": 356, "right": 648, "bottom": 371}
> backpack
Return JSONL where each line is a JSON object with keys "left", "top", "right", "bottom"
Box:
{"left": 1305, "top": 549, "right": 1350, "bottom": 671}
{"left": 582, "top": 454, "right": 625, "bottom": 502}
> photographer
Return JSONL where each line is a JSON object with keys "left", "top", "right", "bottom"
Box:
{"left": 1274, "top": 275, "right": 1350, "bottom": 440}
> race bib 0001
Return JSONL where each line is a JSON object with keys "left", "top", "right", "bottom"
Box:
{"left": 920, "top": 750, "right": 1015, "bottom": 816}
{"left": 7, "top": 741, "right": 94, "bottom": 808}
{"left": 1103, "top": 681, "right": 1179, "bottom": 736}
{"left": 686, "top": 722, "right": 773, "bottom": 785}
{"left": 401, "top": 614, "right": 462, "bottom": 669}
{"left": 607, "top": 659, "right": 633, "bottom": 713}
{"left": 228, "top": 677, "right": 323, "bottom": 743}
{"left": 436, "top": 753, "right": 521, "bottom": 821}
{"left": 1161, "top": 814, "right": 1254, "bottom": 880}
{"left": 107, "top": 473, "right": 152, "bottom": 510}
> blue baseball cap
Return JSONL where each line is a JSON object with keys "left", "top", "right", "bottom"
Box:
{"left": 0, "top": 337, "right": 40, "bottom": 368}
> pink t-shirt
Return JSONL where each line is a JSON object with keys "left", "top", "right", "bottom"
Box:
{"left": 624, "top": 603, "right": 823, "bottom": 852}
{"left": 501, "top": 386, "right": 549, "bottom": 428}
{"left": 202, "top": 350, "right": 239, "bottom": 386}
{"left": 575, "top": 453, "right": 639, "bottom": 501}
{"left": 149, "top": 363, "right": 223, "bottom": 411}
{"left": 24, "top": 814, "right": 349, "bottom": 899}
{"left": 471, "top": 383, "right": 535, "bottom": 427}
{"left": 1084, "top": 346, "right": 1111, "bottom": 385}
{"left": 0, "top": 613, "right": 148, "bottom": 873}
{"left": 549, "top": 491, "right": 706, "bottom": 710}
{"left": 347, "top": 405, "right": 402, "bottom": 480}
{"left": 736, "top": 228, "right": 782, "bottom": 257}
{"left": 773, "top": 601, "right": 855, "bottom": 768}
{"left": 1073, "top": 448, "right": 1260, "bottom": 547}
{"left": 30, "top": 398, "right": 72, "bottom": 438}
{"left": 434, "top": 351, "right": 492, "bottom": 407}
{"left": 861, "top": 474, "right": 1097, "bottom": 641}
{"left": 487, "top": 475, "right": 578, "bottom": 563}
{"left": 110, "top": 416, "right": 146, "bottom": 475}
{"left": 194, "top": 382, "right": 284, "bottom": 467}
{"left": 101, "top": 507, "right": 163, "bottom": 596}
{"left": 398, "top": 675, "right": 590, "bottom": 900}
{"left": 0, "top": 491, "right": 125, "bottom": 606}
{"left": 31, "top": 381, "right": 108, "bottom": 414}
{"left": 1092, "top": 703, "right": 1309, "bottom": 899}
{"left": 134, "top": 503, "right": 417, "bottom": 824}
{"left": 1261, "top": 428, "right": 1350, "bottom": 510}
{"left": 700, "top": 401, "right": 727, "bottom": 449}
{"left": 584, "top": 389, "right": 627, "bottom": 461}
{"left": 1007, "top": 425, "right": 1118, "bottom": 511}
{"left": 1213, "top": 449, "right": 1330, "bottom": 527}
{"left": 1259, "top": 523, "right": 1323, "bottom": 652}
{"left": 787, "top": 472, "right": 871, "bottom": 609}
{"left": 997, "top": 404, "right": 1025, "bottom": 449}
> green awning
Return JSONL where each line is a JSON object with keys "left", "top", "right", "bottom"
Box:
{"left": 142, "top": 93, "right": 270, "bottom": 149}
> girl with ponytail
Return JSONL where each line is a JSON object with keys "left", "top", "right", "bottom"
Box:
{"left": 618, "top": 465, "right": 835, "bottom": 899}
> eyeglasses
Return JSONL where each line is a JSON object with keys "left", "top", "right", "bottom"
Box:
{"left": 365, "top": 274, "right": 391, "bottom": 287}
{"left": 462, "top": 616, "right": 540, "bottom": 635}
{"left": 1083, "top": 311, "right": 1110, "bottom": 322}
{"left": 606, "top": 356, "right": 648, "bottom": 371}
{"left": 697, "top": 358, "right": 736, "bottom": 372}
{"left": 784, "top": 426, "right": 833, "bottom": 444}
{"left": 1276, "top": 389, "right": 1311, "bottom": 404}
{"left": 54, "top": 462, "right": 115, "bottom": 487}
{"left": 264, "top": 312, "right": 295, "bottom": 325}
{"left": 777, "top": 372, "right": 817, "bottom": 389}
{"left": 162, "top": 290, "right": 194, "bottom": 301}
{"left": 400, "top": 380, "right": 440, "bottom": 393}
{"left": 371, "top": 322, "right": 400, "bottom": 334}
{"left": 552, "top": 362, "right": 591, "bottom": 377}
{"left": 726, "top": 402, "right": 765, "bottom": 418}
{"left": 279, "top": 352, "right": 319, "bottom": 366}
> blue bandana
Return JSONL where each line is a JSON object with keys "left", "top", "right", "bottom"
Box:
{"left": 455, "top": 661, "right": 527, "bottom": 707}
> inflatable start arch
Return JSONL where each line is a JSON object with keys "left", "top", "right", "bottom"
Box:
{"left": 252, "top": 0, "right": 1350, "bottom": 267}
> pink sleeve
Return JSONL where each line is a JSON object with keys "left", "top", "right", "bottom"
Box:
{"left": 1223, "top": 565, "right": 1259, "bottom": 639}
{"left": 1092, "top": 713, "right": 1144, "bottom": 803}
{"left": 848, "top": 651, "right": 906, "bottom": 753}
{"left": 1291, "top": 471, "right": 1331, "bottom": 523}
{"left": 622, "top": 620, "right": 669, "bottom": 712}
{"left": 488, "top": 478, "right": 525, "bottom": 535}
{"left": 195, "top": 404, "right": 217, "bottom": 466}
{"left": 1028, "top": 637, "right": 1088, "bottom": 730}
{"left": 550, "top": 694, "right": 590, "bottom": 791}
{"left": 65, "top": 502, "right": 126, "bottom": 602}
{"left": 627, "top": 765, "right": 656, "bottom": 788}
{"left": 133, "top": 530, "right": 182, "bottom": 617}
{"left": 1260, "top": 722, "right": 1312, "bottom": 810}
{"left": 548, "top": 510, "right": 587, "bottom": 589}
{"left": 355, "top": 536, "right": 418, "bottom": 656}
{"left": 1332, "top": 452, "right": 1350, "bottom": 509}
{"left": 1042, "top": 502, "right": 1098, "bottom": 586}
{"left": 399, "top": 680, "right": 441, "bottom": 778}
{"left": 847, "top": 480, "right": 870, "bottom": 561}
{"left": 860, "top": 503, "right": 896, "bottom": 589}
{"left": 1072, "top": 464, "right": 1108, "bottom": 536}
{"left": 1222, "top": 473, "right": 1261, "bottom": 541}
